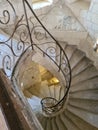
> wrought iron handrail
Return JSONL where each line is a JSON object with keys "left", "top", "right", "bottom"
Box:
{"left": 0, "top": 0, "right": 71, "bottom": 116}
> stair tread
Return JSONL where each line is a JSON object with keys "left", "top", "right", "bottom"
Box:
{"left": 71, "top": 65, "right": 98, "bottom": 86}
{"left": 72, "top": 56, "right": 92, "bottom": 77}
{"left": 46, "top": 118, "right": 52, "bottom": 130}
{"left": 49, "top": 85, "right": 55, "bottom": 98}
{"left": 67, "top": 104, "right": 98, "bottom": 128}
{"left": 68, "top": 98, "right": 98, "bottom": 114}
{"left": 65, "top": 109, "right": 98, "bottom": 130}
{"left": 59, "top": 87, "right": 65, "bottom": 100}
{"left": 70, "top": 49, "right": 85, "bottom": 69}
{"left": 55, "top": 85, "right": 61, "bottom": 100}
{"left": 56, "top": 115, "right": 67, "bottom": 130}
{"left": 70, "top": 76, "right": 98, "bottom": 92}
{"left": 69, "top": 89, "right": 98, "bottom": 100}
{"left": 51, "top": 117, "right": 58, "bottom": 130}
{"left": 65, "top": 45, "right": 77, "bottom": 60}
{"left": 39, "top": 117, "right": 47, "bottom": 130}
{"left": 60, "top": 111, "right": 80, "bottom": 130}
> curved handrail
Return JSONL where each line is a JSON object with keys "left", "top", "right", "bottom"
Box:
{"left": 0, "top": 0, "right": 72, "bottom": 116}
{"left": 23, "top": 0, "right": 72, "bottom": 115}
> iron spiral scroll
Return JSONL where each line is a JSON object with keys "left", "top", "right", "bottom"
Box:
{"left": 0, "top": 0, "right": 72, "bottom": 115}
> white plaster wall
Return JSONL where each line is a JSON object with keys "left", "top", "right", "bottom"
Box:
{"left": 85, "top": 0, "right": 98, "bottom": 39}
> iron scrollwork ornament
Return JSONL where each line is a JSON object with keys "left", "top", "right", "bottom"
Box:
{"left": 0, "top": 0, "right": 71, "bottom": 115}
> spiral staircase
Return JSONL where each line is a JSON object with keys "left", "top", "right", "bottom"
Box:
{"left": 17, "top": 42, "right": 98, "bottom": 130}
{"left": 0, "top": 0, "right": 98, "bottom": 130}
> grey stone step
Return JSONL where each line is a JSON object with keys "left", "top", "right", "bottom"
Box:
{"left": 59, "top": 114, "right": 68, "bottom": 130}
{"left": 64, "top": 44, "right": 77, "bottom": 61}
{"left": 46, "top": 118, "right": 52, "bottom": 130}
{"left": 69, "top": 49, "right": 85, "bottom": 69}
{"left": 70, "top": 76, "right": 98, "bottom": 92}
{"left": 59, "top": 87, "right": 65, "bottom": 100}
{"left": 59, "top": 41, "right": 67, "bottom": 50}
{"left": 72, "top": 57, "right": 92, "bottom": 77}
{"left": 71, "top": 65, "right": 98, "bottom": 86}
{"left": 55, "top": 115, "right": 67, "bottom": 130}
{"left": 67, "top": 104, "right": 98, "bottom": 128}
{"left": 65, "top": 109, "right": 98, "bottom": 130}
{"left": 53, "top": 85, "right": 57, "bottom": 99}
{"left": 48, "top": 85, "right": 55, "bottom": 98}
{"left": 69, "top": 89, "right": 98, "bottom": 100}
{"left": 55, "top": 85, "right": 61, "bottom": 100}
{"left": 60, "top": 111, "right": 80, "bottom": 130}
{"left": 51, "top": 117, "right": 58, "bottom": 130}
{"left": 68, "top": 98, "right": 98, "bottom": 114}
{"left": 39, "top": 117, "right": 47, "bottom": 130}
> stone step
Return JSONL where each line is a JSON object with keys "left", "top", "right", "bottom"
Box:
{"left": 59, "top": 41, "right": 67, "bottom": 50}
{"left": 48, "top": 85, "right": 55, "bottom": 98}
{"left": 60, "top": 111, "right": 80, "bottom": 130}
{"left": 59, "top": 87, "right": 65, "bottom": 100}
{"left": 71, "top": 65, "right": 98, "bottom": 86}
{"left": 46, "top": 118, "right": 52, "bottom": 130}
{"left": 68, "top": 98, "right": 98, "bottom": 114}
{"left": 72, "top": 57, "right": 92, "bottom": 77}
{"left": 54, "top": 85, "right": 61, "bottom": 100}
{"left": 69, "top": 49, "right": 85, "bottom": 69}
{"left": 41, "top": 117, "right": 47, "bottom": 130}
{"left": 67, "top": 104, "right": 98, "bottom": 128}
{"left": 59, "top": 114, "right": 68, "bottom": 130}
{"left": 69, "top": 89, "right": 98, "bottom": 100}
{"left": 64, "top": 44, "right": 77, "bottom": 61}
{"left": 55, "top": 115, "right": 67, "bottom": 130}
{"left": 65, "top": 109, "right": 97, "bottom": 130}
{"left": 51, "top": 117, "right": 58, "bottom": 130}
{"left": 70, "top": 76, "right": 98, "bottom": 92}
